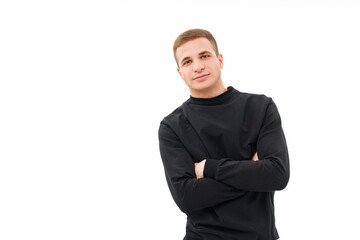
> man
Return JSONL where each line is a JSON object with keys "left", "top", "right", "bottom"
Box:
{"left": 158, "top": 29, "right": 290, "bottom": 240}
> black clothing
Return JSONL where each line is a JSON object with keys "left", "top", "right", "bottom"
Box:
{"left": 158, "top": 86, "right": 290, "bottom": 240}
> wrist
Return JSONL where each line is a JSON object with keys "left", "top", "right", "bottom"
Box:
{"left": 203, "top": 158, "right": 219, "bottom": 179}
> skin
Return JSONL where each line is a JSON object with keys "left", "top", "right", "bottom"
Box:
{"left": 176, "top": 37, "right": 226, "bottom": 98}
{"left": 174, "top": 37, "right": 259, "bottom": 179}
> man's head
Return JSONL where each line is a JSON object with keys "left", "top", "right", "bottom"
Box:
{"left": 173, "top": 29, "right": 219, "bottom": 66}
{"left": 173, "top": 29, "right": 224, "bottom": 97}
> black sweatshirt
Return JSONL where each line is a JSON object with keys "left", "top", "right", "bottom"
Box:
{"left": 158, "top": 86, "right": 290, "bottom": 240}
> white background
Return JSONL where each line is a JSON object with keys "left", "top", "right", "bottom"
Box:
{"left": 1, "top": 0, "right": 359, "bottom": 239}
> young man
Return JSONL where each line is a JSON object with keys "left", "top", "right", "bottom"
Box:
{"left": 158, "top": 29, "right": 290, "bottom": 240}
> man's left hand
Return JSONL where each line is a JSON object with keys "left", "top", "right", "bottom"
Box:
{"left": 195, "top": 159, "right": 206, "bottom": 179}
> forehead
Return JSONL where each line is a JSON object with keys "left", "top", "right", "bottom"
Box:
{"left": 176, "top": 37, "right": 216, "bottom": 60}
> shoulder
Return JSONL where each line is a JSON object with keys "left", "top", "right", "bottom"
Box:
{"left": 230, "top": 89, "right": 279, "bottom": 124}
{"left": 235, "top": 90, "right": 283, "bottom": 125}
{"left": 235, "top": 90, "right": 272, "bottom": 104}
{"left": 160, "top": 105, "right": 184, "bottom": 126}
{"left": 233, "top": 89, "right": 273, "bottom": 111}
{"left": 158, "top": 103, "right": 189, "bottom": 137}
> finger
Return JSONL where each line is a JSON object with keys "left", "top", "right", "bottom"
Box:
{"left": 252, "top": 152, "right": 259, "bottom": 161}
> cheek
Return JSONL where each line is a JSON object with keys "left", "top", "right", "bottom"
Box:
{"left": 211, "top": 64, "right": 221, "bottom": 74}
{"left": 182, "top": 71, "right": 190, "bottom": 81}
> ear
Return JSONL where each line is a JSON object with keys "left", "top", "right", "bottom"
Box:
{"left": 177, "top": 68, "right": 182, "bottom": 78}
{"left": 218, "top": 54, "right": 224, "bottom": 69}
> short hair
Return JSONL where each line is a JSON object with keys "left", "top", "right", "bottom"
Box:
{"left": 173, "top": 28, "right": 219, "bottom": 66}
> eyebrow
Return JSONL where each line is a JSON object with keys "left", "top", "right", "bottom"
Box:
{"left": 199, "top": 50, "right": 212, "bottom": 56}
{"left": 180, "top": 51, "right": 213, "bottom": 65}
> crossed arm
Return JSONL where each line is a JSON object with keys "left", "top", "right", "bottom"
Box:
{"left": 194, "top": 152, "right": 259, "bottom": 179}
{"left": 194, "top": 100, "right": 289, "bottom": 192}
{"left": 159, "top": 100, "right": 289, "bottom": 213}
{"left": 158, "top": 123, "right": 246, "bottom": 214}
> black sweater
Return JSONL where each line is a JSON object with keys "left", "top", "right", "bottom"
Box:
{"left": 158, "top": 86, "right": 290, "bottom": 240}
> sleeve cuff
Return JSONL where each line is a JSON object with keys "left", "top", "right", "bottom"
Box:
{"left": 203, "top": 158, "right": 219, "bottom": 179}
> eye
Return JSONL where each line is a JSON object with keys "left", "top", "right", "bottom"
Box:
{"left": 183, "top": 60, "right": 191, "bottom": 66}
{"left": 201, "top": 55, "right": 209, "bottom": 59}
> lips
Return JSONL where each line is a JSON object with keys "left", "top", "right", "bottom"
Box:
{"left": 193, "top": 74, "right": 210, "bottom": 81}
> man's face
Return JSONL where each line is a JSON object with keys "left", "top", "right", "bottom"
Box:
{"left": 176, "top": 37, "right": 224, "bottom": 93}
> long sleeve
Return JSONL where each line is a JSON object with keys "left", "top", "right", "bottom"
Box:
{"left": 158, "top": 122, "right": 246, "bottom": 214}
{"left": 203, "top": 99, "right": 290, "bottom": 192}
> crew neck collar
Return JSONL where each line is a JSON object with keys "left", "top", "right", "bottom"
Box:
{"left": 188, "top": 86, "right": 235, "bottom": 105}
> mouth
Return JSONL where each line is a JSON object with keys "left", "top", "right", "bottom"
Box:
{"left": 193, "top": 74, "right": 210, "bottom": 81}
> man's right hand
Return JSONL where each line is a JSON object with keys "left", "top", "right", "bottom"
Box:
{"left": 252, "top": 152, "right": 259, "bottom": 161}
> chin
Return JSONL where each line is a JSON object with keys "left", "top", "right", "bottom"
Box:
{"left": 192, "top": 80, "right": 216, "bottom": 91}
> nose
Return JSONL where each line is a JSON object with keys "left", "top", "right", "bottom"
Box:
{"left": 193, "top": 60, "right": 205, "bottom": 72}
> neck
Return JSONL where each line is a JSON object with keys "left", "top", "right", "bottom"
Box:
{"left": 190, "top": 80, "right": 227, "bottom": 98}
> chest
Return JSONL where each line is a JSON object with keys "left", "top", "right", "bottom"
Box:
{"left": 184, "top": 104, "right": 260, "bottom": 159}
